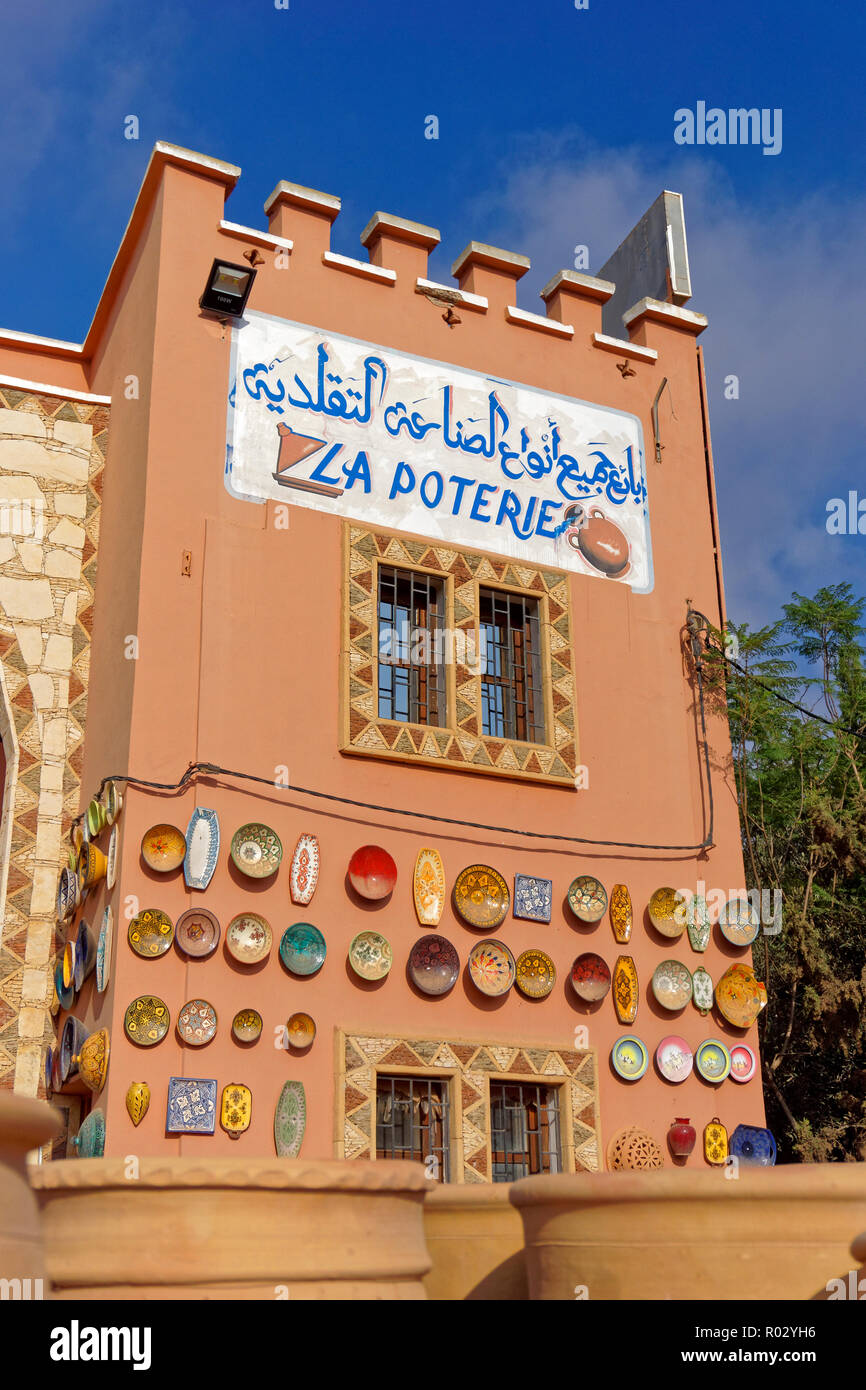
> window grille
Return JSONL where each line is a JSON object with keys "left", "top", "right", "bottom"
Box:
{"left": 479, "top": 589, "right": 545, "bottom": 743}
{"left": 377, "top": 567, "right": 447, "bottom": 726}
{"left": 489, "top": 1081, "right": 562, "bottom": 1182}
{"left": 375, "top": 1075, "right": 450, "bottom": 1181}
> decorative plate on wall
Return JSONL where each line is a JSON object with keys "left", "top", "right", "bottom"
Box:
{"left": 691, "top": 965, "right": 713, "bottom": 1016}
{"left": 695, "top": 1039, "right": 732, "bottom": 1083}
{"left": 75, "top": 1027, "right": 110, "bottom": 1094}
{"left": 719, "top": 897, "right": 761, "bottom": 947}
{"left": 408, "top": 934, "right": 460, "bottom": 996}
{"left": 609, "top": 884, "right": 633, "bottom": 943}
{"left": 453, "top": 864, "right": 509, "bottom": 928}
{"left": 611, "top": 1034, "right": 649, "bottom": 1081}
{"left": 715, "top": 963, "right": 768, "bottom": 1029}
{"left": 567, "top": 875, "right": 608, "bottom": 924}
{"left": 124, "top": 995, "right": 170, "bottom": 1047}
{"left": 290, "top": 833, "right": 320, "bottom": 906}
{"left": 655, "top": 1035, "right": 694, "bottom": 1083}
{"left": 648, "top": 887, "right": 688, "bottom": 938}
{"left": 468, "top": 938, "right": 515, "bottom": 997}
{"left": 184, "top": 808, "right": 220, "bottom": 891}
{"left": 413, "top": 847, "right": 445, "bottom": 926}
{"left": 60, "top": 1017, "right": 88, "bottom": 1082}
{"left": 230, "top": 823, "right": 283, "bottom": 879}
{"left": 513, "top": 874, "right": 553, "bottom": 923}
{"left": 166, "top": 1077, "right": 217, "bottom": 1134}
{"left": 141, "top": 823, "right": 186, "bottom": 873}
{"left": 103, "top": 780, "right": 122, "bottom": 826}
{"left": 128, "top": 908, "right": 174, "bottom": 958}
{"left": 651, "top": 960, "right": 693, "bottom": 1011}
{"left": 729, "top": 1123, "right": 776, "bottom": 1166}
{"left": 613, "top": 955, "right": 639, "bottom": 1024}
{"left": 105, "top": 825, "right": 119, "bottom": 891}
{"left": 348, "top": 844, "right": 397, "bottom": 900}
{"left": 126, "top": 1082, "right": 150, "bottom": 1126}
{"left": 729, "top": 1043, "right": 757, "bottom": 1083}
{"left": 177, "top": 999, "right": 218, "bottom": 1047}
{"left": 220, "top": 1083, "right": 252, "bottom": 1140}
{"left": 515, "top": 948, "right": 557, "bottom": 999}
{"left": 286, "top": 1012, "right": 316, "bottom": 1048}
{"left": 175, "top": 908, "right": 221, "bottom": 959}
{"left": 72, "top": 1110, "right": 105, "bottom": 1158}
{"left": 274, "top": 1079, "right": 306, "bottom": 1157}
{"left": 348, "top": 930, "right": 393, "bottom": 981}
{"left": 570, "top": 952, "right": 611, "bottom": 1002}
{"left": 55, "top": 960, "right": 74, "bottom": 1012}
{"left": 62, "top": 941, "right": 76, "bottom": 991}
{"left": 231, "top": 1009, "right": 263, "bottom": 1043}
{"left": 686, "top": 894, "right": 711, "bottom": 952}
{"left": 226, "top": 913, "right": 272, "bottom": 965}
{"left": 86, "top": 798, "right": 107, "bottom": 838}
{"left": 279, "top": 923, "right": 326, "bottom": 976}
{"left": 96, "top": 905, "right": 113, "bottom": 994}
{"left": 704, "top": 1117, "right": 728, "bottom": 1166}
{"left": 56, "top": 866, "right": 78, "bottom": 923}
{"left": 76, "top": 922, "right": 98, "bottom": 986}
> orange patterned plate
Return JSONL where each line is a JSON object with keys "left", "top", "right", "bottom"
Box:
{"left": 648, "top": 887, "right": 688, "bottom": 938}
{"left": 468, "top": 939, "right": 515, "bottom": 997}
{"left": 613, "top": 955, "right": 639, "bottom": 1024}
{"left": 413, "top": 848, "right": 446, "bottom": 927}
{"left": 609, "top": 884, "right": 633, "bottom": 943}
{"left": 715, "top": 963, "right": 768, "bottom": 1028}
{"left": 453, "top": 864, "right": 509, "bottom": 928}
{"left": 141, "top": 823, "right": 186, "bottom": 873}
{"left": 515, "top": 948, "right": 556, "bottom": 999}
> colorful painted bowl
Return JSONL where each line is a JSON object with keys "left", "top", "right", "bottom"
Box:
{"left": 102, "top": 780, "right": 123, "bottom": 826}
{"left": 231, "top": 1008, "right": 263, "bottom": 1043}
{"left": 128, "top": 908, "right": 174, "bottom": 958}
{"left": 74, "top": 922, "right": 97, "bottom": 988}
{"left": 225, "top": 913, "right": 272, "bottom": 965}
{"left": 176, "top": 999, "right": 217, "bottom": 1047}
{"left": 570, "top": 952, "right": 611, "bottom": 1002}
{"left": 648, "top": 887, "right": 688, "bottom": 938}
{"left": 468, "top": 939, "right": 515, "bottom": 997}
{"left": 105, "top": 825, "right": 119, "bottom": 891}
{"left": 729, "top": 1123, "right": 776, "bottom": 1166}
{"left": 124, "top": 995, "right": 170, "bottom": 1046}
{"left": 715, "top": 963, "right": 768, "bottom": 1028}
{"left": 56, "top": 866, "right": 79, "bottom": 922}
{"left": 655, "top": 1035, "right": 694, "bottom": 1083}
{"left": 86, "top": 798, "right": 107, "bottom": 838}
{"left": 719, "top": 896, "right": 761, "bottom": 947}
{"left": 347, "top": 844, "right": 397, "bottom": 900}
{"left": 75, "top": 1027, "right": 110, "bottom": 1094}
{"left": 77, "top": 841, "right": 109, "bottom": 895}
{"left": 230, "top": 822, "right": 283, "bottom": 879}
{"left": 695, "top": 1038, "right": 732, "bottom": 1083}
{"left": 348, "top": 930, "right": 393, "bottom": 981}
{"left": 611, "top": 1034, "right": 649, "bottom": 1081}
{"left": 286, "top": 1012, "right": 316, "bottom": 1048}
{"left": 279, "top": 923, "right": 326, "bottom": 976}
{"left": 651, "top": 959, "right": 693, "bottom": 1011}
{"left": 72, "top": 1110, "right": 105, "bottom": 1158}
{"left": 409, "top": 934, "right": 460, "bottom": 996}
{"left": 453, "top": 864, "right": 510, "bottom": 928}
{"left": 60, "top": 1017, "right": 88, "bottom": 1082}
{"left": 55, "top": 960, "right": 74, "bottom": 1012}
{"left": 175, "top": 907, "right": 221, "bottom": 959}
{"left": 61, "top": 941, "right": 76, "bottom": 991}
{"left": 96, "top": 906, "right": 113, "bottom": 993}
{"left": 141, "top": 824, "right": 186, "bottom": 873}
{"left": 729, "top": 1043, "right": 757, "bottom": 1083}
{"left": 567, "top": 875, "right": 608, "bottom": 923}
{"left": 515, "top": 948, "right": 557, "bottom": 999}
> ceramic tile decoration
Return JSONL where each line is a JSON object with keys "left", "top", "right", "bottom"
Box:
{"left": 124, "top": 995, "right": 171, "bottom": 1047}
{"left": 105, "top": 824, "right": 119, "bottom": 891}
{"left": 128, "top": 907, "right": 174, "bottom": 958}
{"left": 141, "top": 823, "right": 186, "bottom": 873}
{"left": 220, "top": 1083, "right": 252, "bottom": 1139}
{"left": 730, "top": 1043, "right": 757, "bottom": 1083}
{"left": 290, "top": 833, "right": 320, "bottom": 906}
{"left": 72, "top": 1110, "right": 105, "bottom": 1158}
{"left": 177, "top": 999, "right": 218, "bottom": 1047}
{"left": 413, "top": 847, "right": 445, "bottom": 926}
{"left": 231, "top": 1009, "right": 263, "bottom": 1043}
{"left": 409, "top": 934, "right": 460, "bottom": 996}
{"left": 648, "top": 886, "right": 688, "bottom": 938}
{"left": 704, "top": 1117, "right": 728, "bottom": 1165}
{"left": 467, "top": 939, "right": 515, "bottom": 996}
{"left": 279, "top": 923, "right": 327, "bottom": 976}
{"left": 348, "top": 930, "right": 393, "bottom": 981}
{"left": 453, "top": 864, "right": 510, "bottom": 928}
{"left": 715, "top": 963, "right": 768, "bottom": 1028}
{"left": 729, "top": 1123, "right": 776, "bottom": 1166}
{"left": 126, "top": 1082, "right": 150, "bottom": 1126}
{"left": 514, "top": 948, "right": 557, "bottom": 999}
{"left": 651, "top": 959, "right": 693, "bottom": 1011}
{"left": 691, "top": 965, "right": 713, "bottom": 1015}
{"left": 611, "top": 1034, "right": 649, "bottom": 1081}
{"left": 226, "top": 912, "right": 273, "bottom": 965}
{"left": 655, "top": 1035, "right": 694, "bottom": 1083}
{"left": 719, "top": 896, "right": 761, "bottom": 947}
{"left": 567, "top": 875, "right": 608, "bottom": 924}
{"left": 686, "top": 893, "right": 711, "bottom": 952}
{"left": 513, "top": 874, "right": 553, "bottom": 923}
{"left": 695, "top": 1038, "right": 732, "bottom": 1083}
{"left": 609, "top": 884, "right": 633, "bottom": 943}
{"left": 96, "top": 905, "right": 113, "bottom": 993}
{"left": 75, "top": 1028, "right": 110, "bottom": 1094}
{"left": 274, "top": 1080, "right": 307, "bottom": 1157}
{"left": 570, "top": 952, "right": 611, "bottom": 1002}
{"left": 184, "top": 808, "right": 220, "bottom": 890}
{"left": 286, "top": 1012, "right": 316, "bottom": 1048}
{"left": 348, "top": 844, "right": 397, "bottom": 900}
{"left": 230, "top": 822, "right": 283, "bottom": 879}
{"left": 175, "top": 907, "right": 221, "bottom": 959}
{"left": 613, "top": 955, "right": 639, "bottom": 1024}
{"left": 166, "top": 1077, "right": 217, "bottom": 1134}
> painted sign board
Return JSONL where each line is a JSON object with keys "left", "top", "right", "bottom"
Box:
{"left": 226, "top": 312, "right": 653, "bottom": 592}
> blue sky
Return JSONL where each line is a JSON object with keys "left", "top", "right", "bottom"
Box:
{"left": 2, "top": 0, "right": 864, "bottom": 632}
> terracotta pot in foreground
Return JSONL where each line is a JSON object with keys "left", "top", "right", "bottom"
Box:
{"left": 0, "top": 1095, "right": 63, "bottom": 1288}
{"left": 31, "top": 1157, "right": 431, "bottom": 1300}
{"left": 423, "top": 1183, "right": 527, "bottom": 1300}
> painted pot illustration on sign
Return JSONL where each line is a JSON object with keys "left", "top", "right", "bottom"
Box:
{"left": 563, "top": 503, "right": 630, "bottom": 578}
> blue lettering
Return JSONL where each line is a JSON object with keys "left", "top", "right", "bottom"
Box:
{"left": 449, "top": 475, "right": 475, "bottom": 515}
{"left": 342, "top": 450, "right": 372, "bottom": 492}
{"left": 470, "top": 482, "right": 498, "bottom": 523}
{"left": 420, "top": 471, "right": 444, "bottom": 509}
{"left": 389, "top": 461, "right": 416, "bottom": 499}
{"left": 309, "top": 443, "right": 344, "bottom": 487}
{"left": 535, "top": 498, "right": 564, "bottom": 538}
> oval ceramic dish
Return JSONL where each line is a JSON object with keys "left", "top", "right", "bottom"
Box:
{"left": 175, "top": 907, "right": 221, "bottom": 959}
{"left": 570, "top": 952, "right": 611, "bottom": 1002}
{"left": 290, "top": 833, "right": 320, "bottom": 906}
{"left": 408, "top": 934, "right": 460, "bottom": 996}
{"left": 105, "top": 825, "right": 119, "bottom": 891}
{"left": 611, "top": 1034, "right": 649, "bottom": 1081}
{"left": 231, "top": 1008, "right": 263, "bottom": 1043}
{"left": 225, "top": 913, "right": 272, "bottom": 965}
{"left": 729, "top": 1043, "right": 757, "bottom": 1083}
{"left": 413, "top": 847, "right": 446, "bottom": 926}
{"left": 719, "top": 897, "right": 761, "bottom": 947}
{"left": 515, "top": 948, "right": 557, "bottom": 999}
{"left": 655, "top": 1034, "right": 694, "bottom": 1083}
{"left": 140, "top": 823, "right": 186, "bottom": 872}
{"left": 128, "top": 908, "right": 174, "bottom": 958}
{"left": 176, "top": 998, "right": 217, "bottom": 1047}
{"left": 286, "top": 1012, "right": 316, "bottom": 1048}
{"left": 651, "top": 960, "right": 693, "bottom": 1011}
{"left": 468, "top": 938, "right": 515, "bottom": 997}
{"left": 230, "top": 822, "right": 283, "bottom": 879}
{"left": 695, "top": 1038, "right": 732, "bottom": 1083}
{"left": 452, "top": 864, "right": 509, "bottom": 929}
{"left": 348, "top": 930, "right": 393, "bottom": 981}
{"left": 96, "top": 906, "right": 113, "bottom": 993}
{"left": 648, "top": 887, "right": 688, "bottom": 938}
{"left": 279, "top": 923, "right": 326, "bottom": 976}
{"left": 567, "top": 875, "right": 608, "bottom": 923}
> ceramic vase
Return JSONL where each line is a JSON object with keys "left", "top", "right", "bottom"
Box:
{"left": 668, "top": 1117, "right": 697, "bottom": 1158}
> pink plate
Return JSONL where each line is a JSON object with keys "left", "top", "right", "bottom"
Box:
{"left": 655, "top": 1034, "right": 694, "bottom": 1083}
{"left": 729, "top": 1043, "right": 756, "bottom": 1083}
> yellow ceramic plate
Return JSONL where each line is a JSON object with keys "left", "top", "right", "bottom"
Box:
{"left": 141, "top": 824, "right": 186, "bottom": 872}
{"left": 128, "top": 908, "right": 174, "bottom": 958}
{"left": 515, "top": 948, "right": 556, "bottom": 999}
{"left": 648, "top": 887, "right": 688, "bottom": 938}
{"left": 286, "top": 1012, "right": 316, "bottom": 1048}
{"left": 453, "top": 864, "right": 509, "bottom": 929}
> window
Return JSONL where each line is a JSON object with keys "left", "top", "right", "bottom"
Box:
{"left": 375, "top": 1075, "right": 450, "bottom": 1181}
{"left": 377, "top": 567, "right": 447, "bottom": 726}
{"left": 479, "top": 589, "right": 545, "bottom": 743}
{"left": 489, "top": 1081, "right": 562, "bottom": 1182}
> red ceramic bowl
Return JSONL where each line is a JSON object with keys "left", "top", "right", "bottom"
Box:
{"left": 348, "top": 844, "right": 397, "bottom": 900}
{"left": 570, "top": 952, "right": 611, "bottom": 1002}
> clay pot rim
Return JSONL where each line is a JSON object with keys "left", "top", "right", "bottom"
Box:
{"left": 29, "top": 1156, "right": 430, "bottom": 1193}
{"left": 0, "top": 1095, "right": 63, "bottom": 1151}
{"left": 508, "top": 1164, "right": 866, "bottom": 1205}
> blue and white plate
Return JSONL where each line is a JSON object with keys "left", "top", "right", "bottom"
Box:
{"left": 184, "top": 808, "right": 220, "bottom": 891}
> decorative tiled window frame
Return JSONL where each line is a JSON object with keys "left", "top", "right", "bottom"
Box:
{"left": 340, "top": 523, "right": 579, "bottom": 785}
{"left": 335, "top": 1030, "right": 600, "bottom": 1182}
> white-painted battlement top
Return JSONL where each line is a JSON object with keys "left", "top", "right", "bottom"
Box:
{"left": 360, "top": 212, "right": 441, "bottom": 249}
{"left": 541, "top": 269, "right": 615, "bottom": 302}
{"left": 451, "top": 242, "right": 531, "bottom": 279}
{"left": 264, "top": 181, "right": 341, "bottom": 217}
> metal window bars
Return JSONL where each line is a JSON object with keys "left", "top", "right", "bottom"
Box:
{"left": 479, "top": 588, "right": 545, "bottom": 743}
{"left": 489, "top": 1081, "right": 562, "bottom": 1183}
{"left": 375, "top": 1075, "right": 450, "bottom": 1181}
{"left": 377, "top": 567, "right": 447, "bottom": 727}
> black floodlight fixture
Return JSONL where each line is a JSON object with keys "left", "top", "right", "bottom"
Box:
{"left": 199, "top": 259, "right": 256, "bottom": 318}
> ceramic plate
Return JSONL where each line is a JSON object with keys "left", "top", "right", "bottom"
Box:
{"left": 648, "top": 886, "right": 688, "bottom": 938}
{"left": 651, "top": 959, "right": 693, "bottom": 1011}
{"left": 55, "top": 960, "right": 74, "bottom": 1011}
{"left": 695, "top": 1038, "right": 732, "bottom": 1083}
{"left": 413, "top": 847, "right": 445, "bottom": 926}
{"left": 571, "top": 952, "right": 611, "bottom": 1002}
{"left": 230, "top": 822, "right": 282, "bottom": 879}
{"left": 103, "top": 780, "right": 122, "bottom": 825}
{"left": 274, "top": 1079, "right": 306, "bottom": 1157}
{"left": 124, "top": 995, "right": 170, "bottom": 1046}
{"left": 513, "top": 874, "right": 553, "bottom": 923}
{"left": 611, "top": 1034, "right": 649, "bottom": 1081}
{"left": 128, "top": 908, "right": 174, "bottom": 958}
{"left": 515, "top": 948, "right": 557, "bottom": 999}
{"left": 468, "top": 938, "right": 515, "bottom": 997}
{"left": 719, "top": 897, "right": 761, "bottom": 946}
{"left": 96, "top": 905, "right": 113, "bottom": 993}
{"left": 348, "top": 844, "right": 397, "bottom": 900}
{"left": 184, "top": 807, "right": 220, "bottom": 891}
{"left": 715, "top": 963, "right": 768, "bottom": 1028}
{"left": 60, "top": 1021, "right": 83, "bottom": 1078}
{"left": 226, "top": 912, "right": 272, "bottom": 964}
{"left": 279, "top": 923, "right": 326, "bottom": 976}
{"left": 73, "top": 923, "right": 91, "bottom": 990}
{"left": 141, "top": 823, "right": 186, "bottom": 872}
{"left": 655, "top": 1034, "right": 694, "bottom": 1083}
{"left": 691, "top": 964, "right": 713, "bottom": 1015}
{"left": 62, "top": 940, "right": 75, "bottom": 990}
{"left": 175, "top": 907, "right": 221, "bottom": 959}
{"left": 231, "top": 1008, "right": 263, "bottom": 1043}
{"left": 56, "top": 866, "right": 78, "bottom": 923}
{"left": 729, "top": 1123, "right": 776, "bottom": 1165}
{"left": 453, "top": 864, "right": 509, "bottom": 928}
{"left": 177, "top": 998, "right": 217, "bottom": 1046}
{"left": 290, "top": 833, "right": 320, "bottom": 905}
{"left": 286, "top": 1012, "right": 316, "bottom": 1048}
{"left": 729, "top": 1043, "right": 757, "bottom": 1083}
{"left": 567, "top": 875, "right": 608, "bottom": 923}
{"left": 348, "top": 930, "right": 393, "bottom": 981}
{"left": 408, "top": 934, "right": 460, "bottom": 996}
{"left": 105, "top": 824, "right": 119, "bottom": 892}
